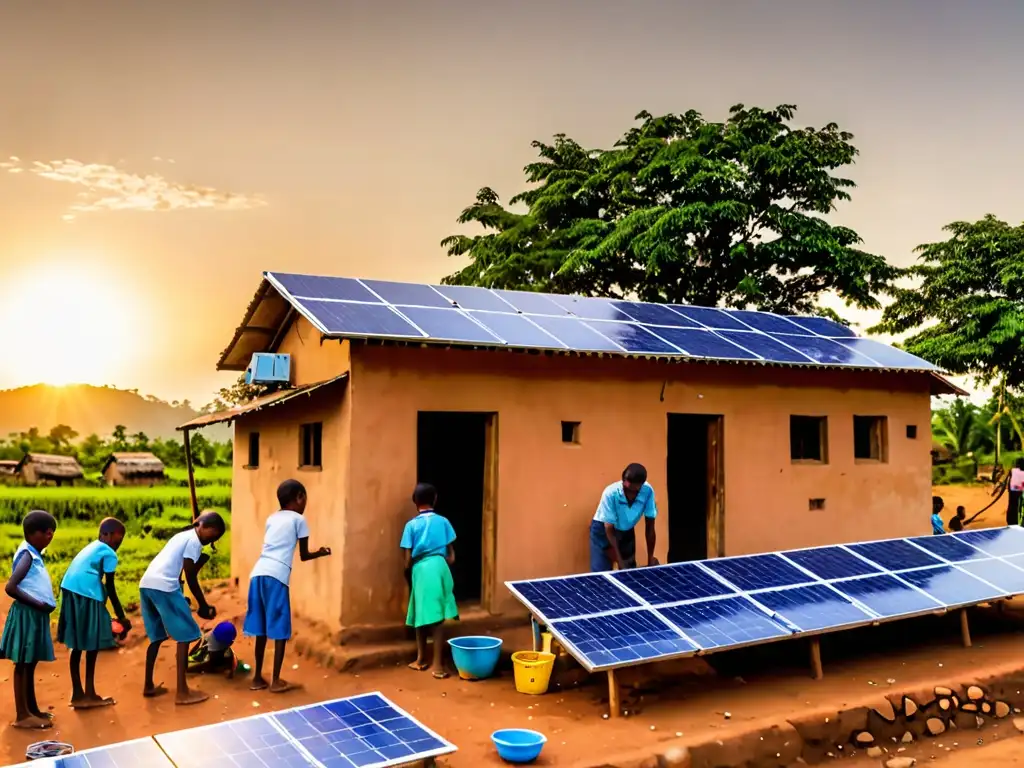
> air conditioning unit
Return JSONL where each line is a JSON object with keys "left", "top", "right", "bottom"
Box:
{"left": 245, "top": 353, "right": 291, "bottom": 386}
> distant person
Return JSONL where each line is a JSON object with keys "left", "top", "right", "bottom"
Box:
{"left": 948, "top": 506, "right": 967, "bottom": 532}
{"left": 188, "top": 621, "right": 238, "bottom": 677}
{"left": 57, "top": 517, "right": 131, "bottom": 710}
{"left": 1008, "top": 458, "right": 1024, "bottom": 526}
{"left": 590, "top": 463, "right": 659, "bottom": 571}
{"left": 1, "top": 510, "right": 58, "bottom": 729}
{"left": 139, "top": 511, "right": 225, "bottom": 706}
{"left": 401, "top": 482, "right": 457, "bottom": 679}
{"left": 932, "top": 496, "right": 946, "bottom": 535}
{"left": 244, "top": 479, "right": 330, "bottom": 693}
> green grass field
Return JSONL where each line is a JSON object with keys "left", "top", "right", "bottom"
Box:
{"left": 164, "top": 466, "right": 233, "bottom": 485}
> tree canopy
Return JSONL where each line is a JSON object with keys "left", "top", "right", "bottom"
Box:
{"left": 872, "top": 215, "right": 1024, "bottom": 390}
{"left": 442, "top": 104, "right": 899, "bottom": 315}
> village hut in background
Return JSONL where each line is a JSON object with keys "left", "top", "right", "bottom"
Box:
{"left": 0, "top": 460, "right": 18, "bottom": 480}
{"left": 101, "top": 452, "right": 166, "bottom": 486}
{"left": 16, "top": 453, "right": 84, "bottom": 486}
{"left": 931, "top": 439, "right": 954, "bottom": 465}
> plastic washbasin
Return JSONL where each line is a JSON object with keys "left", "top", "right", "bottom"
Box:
{"left": 491, "top": 729, "right": 547, "bottom": 763}
{"left": 448, "top": 635, "right": 503, "bottom": 680}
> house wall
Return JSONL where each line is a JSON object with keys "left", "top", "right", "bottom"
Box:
{"left": 230, "top": 319, "right": 352, "bottom": 632}
{"left": 343, "top": 345, "right": 934, "bottom": 626}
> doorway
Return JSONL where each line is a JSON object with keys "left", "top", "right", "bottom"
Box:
{"left": 666, "top": 414, "right": 724, "bottom": 562}
{"left": 416, "top": 412, "right": 498, "bottom": 607}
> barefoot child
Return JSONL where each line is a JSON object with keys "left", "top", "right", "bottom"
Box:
{"left": 57, "top": 517, "right": 130, "bottom": 709}
{"left": 1, "top": 510, "right": 58, "bottom": 729}
{"left": 401, "top": 483, "right": 458, "bottom": 679}
{"left": 244, "top": 479, "right": 330, "bottom": 693}
{"left": 139, "top": 511, "right": 225, "bottom": 705}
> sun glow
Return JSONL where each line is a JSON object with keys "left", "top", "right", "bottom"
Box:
{"left": 0, "top": 262, "right": 140, "bottom": 387}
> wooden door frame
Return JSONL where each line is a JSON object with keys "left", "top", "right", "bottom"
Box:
{"left": 706, "top": 416, "right": 725, "bottom": 558}
{"left": 480, "top": 413, "right": 499, "bottom": 611}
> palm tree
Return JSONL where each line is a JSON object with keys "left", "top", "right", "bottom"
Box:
{"left": 932, "top": 400, "right": 995, "bottom": 458}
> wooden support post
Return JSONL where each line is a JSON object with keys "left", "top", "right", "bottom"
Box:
{"left": 960, "top": 608, "right": 972, "bottom": 648}
{"left": 607, "top": 669, "right": 621, "bottom": 718}
{"left": 809, "top": 637, "right": 823, "bottom": 680}
{"left": 531, "top": 616, "right": 542, "bottom": 652}
{"left": 183, "top": 428, "right": 200, "bottom": 521}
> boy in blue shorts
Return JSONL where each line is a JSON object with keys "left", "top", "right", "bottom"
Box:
{"left": 139, "top": 511, "right": 225, "bottom": 706}
{"left": 57, "top": 517, "right": 130, "bottom": 709}
{"left": 244, "top": 479, "right": 330, "bottom": 693}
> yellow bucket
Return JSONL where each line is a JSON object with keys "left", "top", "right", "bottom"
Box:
{"left": 511, "top": 651, "right": 555, "bottom": 695}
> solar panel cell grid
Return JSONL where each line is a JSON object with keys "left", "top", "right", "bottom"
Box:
{"left": 552, "top": 609, "right": 697, "bottom": 669}
{"left": 896, "top": 565, "right": 1005, "bottom": 607}
{"left": 396, "top": 306, "right": 501, "bottom": 344}
{"left": 360, "top": 280, "right": 452, "bottom": 309}
{"left": 509, "top": 575, "right": 640, "bottom": 620}
{"left": 769, "top": 334, "right": 879, "bottom": 367}
{"left": 703, "top": 553, "right": 816, "bottom": 592}
{"left": 546, "top": 294, "right": 633, "bottom": 321}
{"left": 658, "top": 596, "right": 792, "bottom": 651}
{"left": 585, "top": 321, "right": 681, "bottom": 354}
{"left": 295, "top": 299, "right": 424, "bottom": 338}
{"left": 954, "top": 527, "right": 1024, "bottom": 557}
{"left": 955, "top": 558, "right": 1024, "bottom": 594}
{"left": 52, "top": 739, "right": 176, "bottom": 768}
{"left": 781, "top": 546, "right": 882, "bottom": 580}
{"left": 647, "top": 327, "right": 761, "bottom": 360}
{"left": 611, "top": 562, "right": 737, "bottom": 605}
{"left": 273, "top": 274, "right": 381, "bottom": 303}
{"left": 828, "top": 574, "right": 942, "bottom": 619}
{"left": 845, "top": 540, "right": 943, "bottom": 572}
{"left": 752, "top": 584, "right": 875, "bottom": 632}
{"left": 906, "top": 535, "right": 986, "bottom": 563}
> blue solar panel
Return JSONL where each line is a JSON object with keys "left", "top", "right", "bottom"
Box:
{"left": 787, "top": 316, "right": 858, "bottom": 337}
{"left": 647, "top": 327, "right": 761, "bottom": 360}
{"left": 753, "top": 584, "right": 876, "bottom": 632}
{"left": 492, "top": 289, "right": 568, "bottom": 315}
{"left": 716, "top": 331, "right": 814, "bottom": 364}
{"left": 433, "top": 284, "right": 514, "bottom": 312}
{"left": 782, "top": 546, "right": 882, "bottom": 580}
{"left": 659, "top": 596, "right": 791, "bottom": 651}
{"left": 508, "top": 575, "right": 640, "bottom": 620}
{"left": 547, "top": 295, "right": 633, "bottom": 321}
{"left": 586, "top": 321, "right": 681, "bottom": 354}
{"left": 614, "top": 301, "right": 702, "bottom": 327}
{"left": 669, "top": 306, "right": 752, "bottom": 330}
{"left": 527, "top": 316, "right": 624, "bottom": 352}
{"left": 360, "top": 279, "right": 452, "bottom": 309}
{"left": 396, "top": 307, "right": 501, "bottom": 344}
{"left": 897, "top": 565, "right": 1005, "bottom": 607}
{"left": 956, "top": 559, "right": 1024, "bottom": 595}
{"left": 466, "top": 311, "right": 567, "bottom": 348}
{"left": 846, "top": 540, "right": 943, "bottom": 572}
{"left": 49, "top": 739, "right": 175, "bottom": 768}
{"left": 770, "top": 334, "right": 880, "bottom": 367}
{"left": 271, "top": 273, "right": 380, "bottom": 303}
{"left": 829, "top": 574, "right": 942, "bottom": 619}
{"left": 296, "top": 299, "right": 424, "bottom": 338}
{"left": 906, "top": 534, "right": 987, "bottom": 563}
{"left": 156, "top": 713, "right": 314, "bottom": 767}
{"left": 954, "top": 527, "right": 1024, "bottom": 557}
{"left": 611, "top": 562, "right": 737, "bottom": 606}
{"left": 835, "top": 338, "right": 939, "bottom": 370}
{"left": 551, "top": 609, "right": 697, "bottom": 670}
{"left": 703, "top": 553, "right": 816, "bottom": 592}
{"left": 730, "top": 311, "right": 807, "bottom": 334}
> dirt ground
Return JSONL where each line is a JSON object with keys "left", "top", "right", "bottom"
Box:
{"left": 1, "top": 483, "right": 1021, "bottom": 767}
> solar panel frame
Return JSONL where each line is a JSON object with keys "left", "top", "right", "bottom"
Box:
{"left": 547, "top": 608, "right": 699, "bottom": 671}
{"left": 657, "top": 595, "right": 794, "bottom": 653}
{"left": 749, "top": 583, "right": 878, "bottom": 634}
{"left": 506, "top": 573, "right": 642, "bottom": 621}
{"left": 895, "top": 564, "right": 1007, "bottom": 608}
{"left": 953, "top": 527, "right": 1024, "bottom": 557}
{"left": 825, "top": 572, "right": 945, "bottom": 622}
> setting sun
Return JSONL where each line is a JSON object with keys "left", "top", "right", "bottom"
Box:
{"left": 0, "top": 262, "right": 139, "bottom": 387}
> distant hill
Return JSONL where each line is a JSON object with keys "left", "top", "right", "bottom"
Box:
{"left": 0, "top": 384, "right": 230, "bottom": 442}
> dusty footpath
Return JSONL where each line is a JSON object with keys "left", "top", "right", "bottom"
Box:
{"left": 1, "top": 484, "right": 1023, "bottom": 767}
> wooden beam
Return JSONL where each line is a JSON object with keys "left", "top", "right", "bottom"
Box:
{"left": 809, "top": 637, "right": 823, "bottom": 680}
{"left": 240, "top": 326, "right": 279, "bottom": 334}
{"left": 960, "top": 608, "right": 972, "bottom": 648}
{"left": 607, "top": 669, "right": 621, "bottom": 719}
{"left": 182, "top": 428, "right": 200, "bottom": 521}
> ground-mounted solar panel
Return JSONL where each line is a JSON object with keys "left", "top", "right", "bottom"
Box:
{"left": 647, "top": 327, "right": 761, "bottom": 360}
{"left": 845, "top": 540, "right": 943, "bottom": 572}
{"left": 781, "top": 546, "right": 882, "bottom": 581}
{"left": 896, "top": 565, "right": 1006, "bottom": 608}
{"left": 956, "top": 558, "right": 1024, "bottom": 594}
{"left": 155, "top": 713, "right": 313, "bottom": 767}
{"left": 18, "top": 739, "right": 176, "bottom": 768}
{"left": 396, "top": 306, "right": 501, "bottom": 344}
{"left": 658, "top": 596, "right": 792, "bottom": 651}
{"left": 829, "top": 574, "right": 943, "bottom": 619}
{"left": 550, "top": 609, "right": 698, "bottom": 670}
{"left": 507, "top": 574, "right": 640, "bottom": 620}
{"left": 954, "top": 527, "right": 1024, "bottom": 557}
{"left": 770, "top": 334, "right": 880, "bottom": 367}
{"left": 294, "top": 299, "right": 424, "bottom": 339}
{"left": 702, "top": 553, "right": 817, "bottom": 592}
{"left": 906, "top": 534, "right": 987, "bottom": 563}
{"left": 611, "top": 562, "right": 737, "bottom": 606}
{"left": 752, "top": 584, "right": 877, "bottom": 633}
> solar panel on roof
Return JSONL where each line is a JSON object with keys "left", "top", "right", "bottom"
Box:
{"left": 896, "top": 565, "right": 1006, "bottom": 607}
{"left": 829, "top": 573, "right": 942, "bottom": 619}
{"left": 954, "top": 527, "right": 1024, "bottom": 557}
{"left": 788, "top": 316, "right": 858, "bottom": 337}
{"left": 649, "top": 327, "right": 761, "bottom": 360}
{"left": 396, "top": 307, "right": 501, "bottom": 344}
{"left": 716, "top": 331, "right": 815, "bottom": 364}
{"left": 845, "top": 540, "right": 943, "bottom": 572}
{"left": 546, "top": 294, "right": 633, "bottom": 321}
{"left": 613, "top": 301, "right": 702, "bottom": 327}
{"left": 434, "top": 284, "right": 514, "bottom": 312}
{"left": 703, "top": 553, "right": 816, "bottom": 592}
{"left": 526, "top": 315, "right": 625, "bottom": 352}
{"left": 551, "top": 609, "right": 697, "bottom": 670}
{"left": 295, "top": 299, "right": 424, "bottom": 338}
{"left": 508, "top": 574, "right": 640, "bottom": 620}
{"left": 360, "top": 280, "right": 452, "bottom": 309}
{"left": 611, "top": 562, "right": 737, "bottom": 605}
{"left": 835, "top": 338, "right": 939, "bottom": 370}
{"left": 730, "top": 311, "right": 807, "bottom": 334}
{"left": 465, "top": 311, "right": 567, "bottom": 349}
{"left": 906, "top": 534, "right": 986, "bottom": 563}
{"left": 585, "top": 321, "right": 682, "bottom": 354}
{"left": 659, "top": 596, "right": 792, "bottom": 651}
{"left": 770, "top": 334, "right": 880, "bottom": 367}
{"left": 752, "top": 584, "right": 876, "bottom": 632}
{"left": 781, "top": 546, "right": 882, "bottom": 580}
{"left": 492, "top": 289, "right": 568, "bottom": 315}
{"left": 956, "top": 558, "right": 1024, "bottom": 594}
{"left": 273, "top": 274, "right": 381, "bottom": 303}
{"left": 669, "top": 305, "right": 751, "bottom": 330}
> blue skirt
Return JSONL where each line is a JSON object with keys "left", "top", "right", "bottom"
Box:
{"left": 243, "top": 576, "right": 292, "bottom": 641}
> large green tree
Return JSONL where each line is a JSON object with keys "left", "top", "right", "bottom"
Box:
{"left": 442, "top": 104, "right": 899, "bottom": 314}
{"left": 873, "top": 215, "right": 1024, "bottom": 389}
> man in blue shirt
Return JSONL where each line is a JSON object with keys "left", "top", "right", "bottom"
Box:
{"left": 931, "top": 495, "right": 946, "bottom": 535}
{"left": 590, "top": 463, "right": 659, "bottom": 571}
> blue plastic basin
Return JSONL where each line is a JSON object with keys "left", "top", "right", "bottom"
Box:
{"left": 492, "top": 729, "right": 547, "bottom": 763}
{"left": 448, "top": 635, "right": 503, "bottom": 680}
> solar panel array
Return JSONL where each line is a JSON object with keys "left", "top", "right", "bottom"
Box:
{"left": 506, "top": 527, "right": 1024, "bottom": 672}
{"left": 15, "top": 693, "right": 455, "bottom": 768}
{"left": 263, "top": 272, "right": 939, "bottom": 372}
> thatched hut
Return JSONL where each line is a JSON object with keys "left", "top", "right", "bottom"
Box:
{"left": 101, "top": 452, "right": 166, "bottom": 486}
{"left": 931, "top": 440, "right": 954, "bottom": 465}
{"left": 0, "top": 460, "right": 18, "bottom": 479}
{"left": 16, "top": 453, "right": 84, "bottom": 486}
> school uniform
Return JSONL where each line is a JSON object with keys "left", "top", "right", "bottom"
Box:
{"left": 931, "top": 512, "right": 945, "bottom": 535}
{"left": 401, "top": 511, "right": 458, "bottom": 628}
{"left": 57, "top": 540, "right": 118, "bottom": 652}
{"left": 0, "top": 542, "right": 56, "bottom": 664}
{"left": 589, "top": 481, "right": 657, "bottom": 571}
{"left": 138, "top": 530, "right": 203, "bottom": 644}
{"left": 243, "top": 510, "right": 307, "bottom": 640}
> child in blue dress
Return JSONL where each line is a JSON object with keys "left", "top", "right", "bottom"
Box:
{"left": 1, "top": 510, "right": 58, "bottom": 729}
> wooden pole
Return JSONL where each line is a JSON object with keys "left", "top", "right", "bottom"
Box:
{"left": 183, "top": 428, "right": 200, "bottom": 521}
{"left": 809, "top": 637, "right": 823, "bottom": 680}
{"left": 531, "top": 617, "right": 542, "bottom": 652}
{"left": 607, "top": 669, "right": 621, "bottom": 719}
{"left": 960, "top": 609, "right": 972, "bottom": 648}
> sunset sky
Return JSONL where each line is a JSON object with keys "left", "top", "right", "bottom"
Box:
{"left": 1, "top": 0, "right": 1023, "bottom": 405}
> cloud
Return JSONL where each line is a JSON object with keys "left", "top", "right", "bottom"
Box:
{"left": 2, "top": 156, "right": 266, "bottom": 219}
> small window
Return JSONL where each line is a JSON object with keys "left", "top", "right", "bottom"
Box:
{"left": 300, "top": 422, "right": 323, "bottom": 468}
{"left": 854, "top": 416, "right": 888, "bottom": 462}
{"left": 561, "top": 421, "right": 581, "bottom": 444}
{"left": 246, "top": 432, "right": 260, "bottom": 468}
{"left": 790, "top": 416, "right": 828, "bottom": 463}
{"left": 809, "top": 498, "right": 826, "bottom": 511}
{"left": 906, "top": 424, "right": 918, "bottom": 439}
